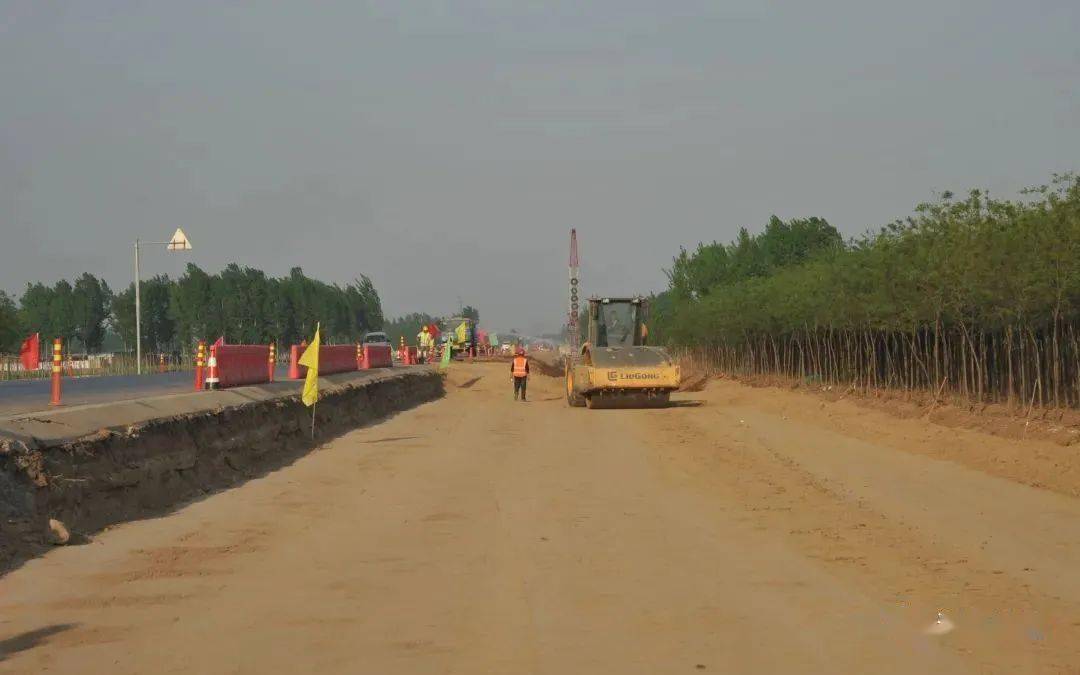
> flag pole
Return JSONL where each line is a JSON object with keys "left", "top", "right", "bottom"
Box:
{"left": 299, "top": 321, "right": 320, "bottom": 439}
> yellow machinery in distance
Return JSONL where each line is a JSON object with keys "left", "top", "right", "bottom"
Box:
{"left": 565, "top": 297, "right": 681, "bottom": 408}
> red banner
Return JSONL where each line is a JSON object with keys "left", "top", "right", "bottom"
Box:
{"left": 19, "top": 333, "right": 40, "bottom": 371}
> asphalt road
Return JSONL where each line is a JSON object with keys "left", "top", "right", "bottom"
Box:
{"left": 0, "top": 368, "right": 290, "bottom": 417}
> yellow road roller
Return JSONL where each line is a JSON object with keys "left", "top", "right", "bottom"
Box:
{"left": 566, "top": 297, "right": 681, "bottom": 408}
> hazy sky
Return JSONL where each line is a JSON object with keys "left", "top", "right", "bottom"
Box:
{"left": 2, "top": 1, "right": 1078, "bottom": 333}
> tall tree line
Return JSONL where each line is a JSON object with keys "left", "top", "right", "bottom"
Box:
{"left": 0, "top": 264, "right": 385, "bottom": 354}
{"left": 654, "top": 173, "right": 1080, "bottom": 408}
{"left": 3, "top": 274, "right": 113, "bottom": 353}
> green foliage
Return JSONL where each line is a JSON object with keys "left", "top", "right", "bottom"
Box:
{"left": 0, "top": 291, "right": 23, "bottom": 353}
{"left": 170, "top": 263, "right": 215, "bottom": 347}
{"left": 383, "top": 313, "right": 438, "bottom": 347}
{"left": 110, "top": 285, "right": 136, "bottom": 349}
{"left": 16, "top": 274, "right": 113, "bottom": 353}
{"left": 658, "top": 174, "right": 1080, "bottom": 406}
{"left": 109, "top": 265, "right": 386, "bottom": 350}
{"left": 142, "top": 275, "right": 176, "bottom": 352}
{"left": 72, "top": 273, "right": 112, "bottom": 352}
{"left": 666, "top": 217, "right": 841, "bottom": 300}
{"left": 243, "top": 267, "right": 384, "bottom": 345}
{"left": 11, "top": 265, "right": 385, "bottom": 355}
{"left": 48, "top": 280, "right": 77, "bottom": 347}
{"left": 112, "top": 275, "right": 174, "bottom": 352}
{"left": 18, "top": 283, "right": 53, "bottom": 342}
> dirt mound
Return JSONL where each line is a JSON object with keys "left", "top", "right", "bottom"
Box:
{"left": 528, "top": 352, "right": 565, "bottom": 377}
{"left": 678, "top": 369, "right": 710, "bottom": 392}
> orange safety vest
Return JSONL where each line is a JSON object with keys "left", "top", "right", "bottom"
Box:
{"left": 512, "top": 356, "right": 529, "bottom": 377}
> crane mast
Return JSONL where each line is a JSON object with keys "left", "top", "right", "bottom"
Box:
{"left": 568, "top": 229, "right": 580, "bottom": 356}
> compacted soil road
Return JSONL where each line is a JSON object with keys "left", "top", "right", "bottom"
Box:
{"left": 2, "top": 362, "right": 1079, "bottom": 673}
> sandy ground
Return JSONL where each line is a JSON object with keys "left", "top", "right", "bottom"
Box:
{"left": 2, "top": 362, "right": 1079, "bottom": 673}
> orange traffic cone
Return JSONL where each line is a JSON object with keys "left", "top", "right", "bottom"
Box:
{"left": 206, "top": 345, "right": 219, "bottom": 390}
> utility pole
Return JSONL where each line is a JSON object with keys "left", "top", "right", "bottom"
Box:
{"left": 134, "top": 238, "right": 141, "bottom": 372}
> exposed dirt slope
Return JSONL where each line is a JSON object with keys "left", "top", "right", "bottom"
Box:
{"left": 0, "top": 369, "right": 443, "bottom": 573}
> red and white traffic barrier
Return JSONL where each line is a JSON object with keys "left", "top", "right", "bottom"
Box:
{"left": 210, "top": 342, "right": 271, "bottom": 388}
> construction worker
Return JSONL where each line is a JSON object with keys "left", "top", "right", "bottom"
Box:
{"left": 417, "top": 326, "right": 434, "bottom": 364}
{"left": 511, "top": 347, "right": 530, "bottom": 401}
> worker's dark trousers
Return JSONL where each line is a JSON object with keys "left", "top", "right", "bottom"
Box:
{"left": 513, "top": 376, "right": 527, "bottom": 400}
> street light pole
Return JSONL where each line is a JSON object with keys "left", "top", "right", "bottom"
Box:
{"left": 135, "top": 238, "right": 142, "bottom": 374}
{"left": 133, "top": 229, "right": 192, "bottom": 375}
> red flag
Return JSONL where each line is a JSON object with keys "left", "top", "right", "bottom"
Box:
{"left": 19, "top": 333, "right": 40, "bottom": 371}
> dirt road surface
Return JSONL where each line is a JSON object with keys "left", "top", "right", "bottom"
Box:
{"left": 3, "top": 362, "right": 1079, "bottom": 673}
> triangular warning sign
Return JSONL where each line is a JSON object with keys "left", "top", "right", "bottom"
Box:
{"left": 167, "top": 227, "right": 192, "bottom": 251}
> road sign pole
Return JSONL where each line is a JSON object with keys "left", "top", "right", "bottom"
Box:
{"left": 133, "top": 229, "right": 192, "bottom": 377}
{"left": 134, "top": 239, "right": 142, "bottom": 375}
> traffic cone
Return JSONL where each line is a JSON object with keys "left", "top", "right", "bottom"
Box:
{"left": 206, "top": 344, "right": 219, "bottom": 390}
{"left": 194, "top": 340, "right": 206, "bottom": 391}
{"left": 49, "top": 338, "right": 62, "bottom": 406}
{"left": 268, "top": 342, "right": 276, "bottom": 383}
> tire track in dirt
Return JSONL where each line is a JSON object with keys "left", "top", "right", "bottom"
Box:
{"left": 636, "top": 385, "right": 1080, "bottom": 672}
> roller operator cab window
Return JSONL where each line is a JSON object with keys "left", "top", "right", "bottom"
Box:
{"left": 599, "top": 302, "right": 636, "bottom": 347}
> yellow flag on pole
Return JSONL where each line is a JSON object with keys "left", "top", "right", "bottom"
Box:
{"left": 455, "top": 321, "right": 468, "bottom": 344}
{"left": 299, "top": 323, "right": 320, "bottom": 407}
